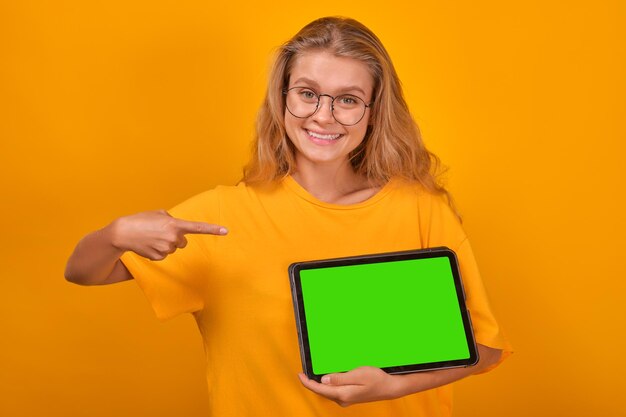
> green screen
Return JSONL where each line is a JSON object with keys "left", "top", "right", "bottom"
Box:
{"left": 300, "top": 256, "right": 469, "bottom": 374}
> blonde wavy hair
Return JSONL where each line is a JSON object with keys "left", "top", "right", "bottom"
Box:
{"left": 243, "top": 16, "right": 453, "bottom": 205}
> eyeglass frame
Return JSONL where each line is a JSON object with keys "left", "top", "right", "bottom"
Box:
{"left": 282, "top": 86, "right": 373, "bottom": 126}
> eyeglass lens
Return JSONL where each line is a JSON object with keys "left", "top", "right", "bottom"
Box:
{"left": 285, "top": 87, "right": 367, "bottom": 126}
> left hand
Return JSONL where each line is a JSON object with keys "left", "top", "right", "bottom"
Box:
{"left": 297, "top": 344, "right": 504, "bottom": 407}
{"left": 298, "top": 367, "right": 401, "bottom": 407}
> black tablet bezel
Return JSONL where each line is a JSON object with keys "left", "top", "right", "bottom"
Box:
{"left": 288, "top": 247, "right": 479, "bottom": 382}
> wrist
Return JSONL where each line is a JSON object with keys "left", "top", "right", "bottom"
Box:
{"left": 394, "top": 371, "right": 437, "bottom": 397}
{"left": 106, "top": 218, "right": 128, "bottom": 253}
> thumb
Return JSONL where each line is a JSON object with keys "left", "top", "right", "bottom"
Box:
{"left": 321, "top": 367, "right": 378, "bottom": 386}
{"left": 321, "top": 372, "right": 358, "bottom": 386}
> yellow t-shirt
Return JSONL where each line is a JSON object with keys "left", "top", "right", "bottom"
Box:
{"left": 121, "top": 176, "right": 511, "bottom": 416}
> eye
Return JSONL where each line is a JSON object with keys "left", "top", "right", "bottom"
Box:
{"left": 295, "top": 88, "right": 318, "bottom": 102}
{"left": 336, "top": 95, "right": 361, "bottom": 108}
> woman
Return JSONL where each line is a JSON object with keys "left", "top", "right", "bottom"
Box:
{"left": 65, "top": 16, "right": 510, "bottom": 416}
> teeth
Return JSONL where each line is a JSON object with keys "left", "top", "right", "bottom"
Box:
{"left": 307, "top": 130, "right": 341, "bottom": 140}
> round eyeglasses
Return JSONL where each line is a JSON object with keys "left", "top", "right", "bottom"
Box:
{"left": 283, "top": 87, "right": 372, "bottom": 126}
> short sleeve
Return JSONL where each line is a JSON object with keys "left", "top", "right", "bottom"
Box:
{"left": 120, "top": 189, "right": 221, "bottom": 321}
{"left": 455, "top": 237, "right": 513, "bottom": 371}
{"left": 420, "top": 192, "right": 513, "bottom": 370}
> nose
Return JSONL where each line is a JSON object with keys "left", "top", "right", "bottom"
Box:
{"left": 312, "top": 94, "right": 335, "bottom": 124}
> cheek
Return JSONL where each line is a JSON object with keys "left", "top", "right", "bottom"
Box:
{"left": 284, "top": 114, "right": 293, "bottom": 133}
{"left": 348, "top": 124, "right": 369, "bottom": 145}
{"left": 283, "top": 114, "right": 300, "bottom": 144}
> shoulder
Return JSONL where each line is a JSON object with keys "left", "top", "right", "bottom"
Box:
{"left": 390, "top": 178, "right": 465, "bottom": 246}
{"left": 193, "top": 181, "right": 290, "bottom": 215}
{"left": 167, "top": 183, "right": 255, "bottom": 222}
{"left": 172, "top": 180, "right": 286, "bottom": 210}
{"left": 214, "top": 181, "right": 285, "bottom": 202}
{"left": 173, "top": 182, "right": 263, "bottom": 205}
{"left": 390, "top": 178, "right": 452, "bottom": 210}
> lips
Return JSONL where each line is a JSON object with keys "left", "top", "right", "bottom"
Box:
{"left": 306, "top": 129, "right": 343, "bottom": 141}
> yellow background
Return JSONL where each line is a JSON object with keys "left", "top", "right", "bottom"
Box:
{"left": 1, "top": 0, "right": 624, "bottom": 415}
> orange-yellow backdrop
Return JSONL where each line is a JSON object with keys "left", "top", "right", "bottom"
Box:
{"left": 1, "top": 0, "right": 624, "bottom": 416}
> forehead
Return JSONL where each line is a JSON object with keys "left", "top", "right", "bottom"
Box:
{"left": 288, "top": 51, "right": 374, "bottom": 97}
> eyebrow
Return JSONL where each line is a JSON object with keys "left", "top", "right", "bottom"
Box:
{"left": 290, "top": 77, "right": 368, "bottom": 97}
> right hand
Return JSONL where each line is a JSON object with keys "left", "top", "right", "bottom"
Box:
{"left": 111, "top": 209, "right": 228, "bottom": 261}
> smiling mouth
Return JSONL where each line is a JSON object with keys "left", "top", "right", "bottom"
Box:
{"left": 306, "top": 130, "right": 343, "bottom": 141}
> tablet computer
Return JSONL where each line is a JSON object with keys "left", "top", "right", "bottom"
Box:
{"left": 288, "top": 247, "right": 479, "bottom": 382}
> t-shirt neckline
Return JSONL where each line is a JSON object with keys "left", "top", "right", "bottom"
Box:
{"left": 281, "top": 175, "right": 396, "bottom": 210}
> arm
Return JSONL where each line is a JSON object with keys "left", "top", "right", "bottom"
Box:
{"left": 298, "top": 343, "right": 502, "bottom": 407}
{"left": 64, "top": 221, "right": 132, "bottom": 285}
{"left": 64, "top": 210, "right": 228, "bottom": 286}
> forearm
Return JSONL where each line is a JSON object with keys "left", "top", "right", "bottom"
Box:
{"left": 394, "top": 344, "right": 502, "bottom": 397}
{"left": 298, "top": 343, "right": 504, "bottom": 407}
{"left": 64, "top": 221, "right": 127, "bottom": 285}
{"left": 65, "top": 210, "right": 226, "bottom": 286}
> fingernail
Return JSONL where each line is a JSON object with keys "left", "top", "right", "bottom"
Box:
{"left": 219, "top": 227, "right": 228, "bottom": 235}
{"left": 321, "top": 375, "right": 330, "bottom": 384}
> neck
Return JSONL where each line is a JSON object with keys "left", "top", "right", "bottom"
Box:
{"left": 291, "top": 157, "right": 376, "bottom": 204}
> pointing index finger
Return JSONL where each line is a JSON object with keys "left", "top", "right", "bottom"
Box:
{"left": 174, "top": 219, "right": 228, "bottom": 235}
